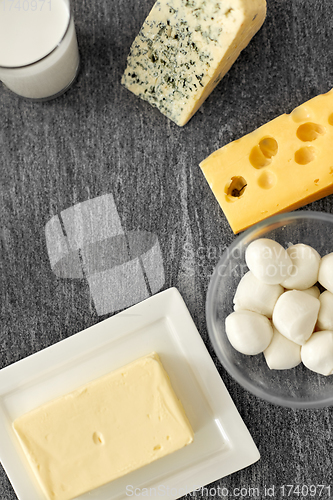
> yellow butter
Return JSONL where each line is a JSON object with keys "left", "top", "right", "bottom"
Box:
{"left": 122, "top": 0, "right": 266, "bottom": 126}
{"left": 13, "top": 353, "right": 194, "bottom": 500}
{"left": 200, "top": 89, "right": 333, "bottom": 233}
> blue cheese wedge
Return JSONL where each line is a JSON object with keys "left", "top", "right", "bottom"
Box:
{"left": 121, "top": 0, "right": 266, "bottom": 126}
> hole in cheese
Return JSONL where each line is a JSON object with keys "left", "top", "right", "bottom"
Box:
{"left": 249, "top": 138, "right": 278, "bottom": 169}
{"left": 328, "top": 113, "right": 333, "bottom": 126}
{"left": 92, "top": 432, "right": 105, "bottom": 445}
{"left": 258, "top": 171, "right": 277, "bottom": 190}
{"left": 296, "top": 122, "right": 326, "bottom": 142}
{"left": 153, "top": 444, "right": 162, "bottom": 451}
{"left": 291, "top": 106, "right": 311, "bottom": 122}
{"left": 225, "top": 176, "right": 247, "bottom": 201}
{"left": 294, "top": 146, "right": 316, "bottom": 165}
{"left": 259, "top": 137, "right": 278, "bottom": 159}
{"left": 249, "top": 145, "right": 271, "bottom": 169}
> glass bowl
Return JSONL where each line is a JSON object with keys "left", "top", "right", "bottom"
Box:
{"left": 206, "top": 210, "right": 333, "bottom": 409}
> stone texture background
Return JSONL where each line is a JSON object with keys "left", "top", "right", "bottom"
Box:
{"left": 1, "top": 0, "right": 333, "bottom": 499}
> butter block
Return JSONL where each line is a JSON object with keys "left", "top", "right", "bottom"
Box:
{"left": 13, "top": 353, "right": 194, "bottom": 500}
{"left": 122, "top": 0, "right": 266, "bottom": 126}
{"left": 200, "top": 89, "right": 333, "bottom": 233}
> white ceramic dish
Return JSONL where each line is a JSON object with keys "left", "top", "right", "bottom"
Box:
{"left": 0, "top": 287, "right": 259, "bottom": 500}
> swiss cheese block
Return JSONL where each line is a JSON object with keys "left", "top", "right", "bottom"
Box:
{"left": 200, "top": 89, "right": 333, "bottom": 233}
{"left": 13, "top": 353, "right": 194, "bottom": 500}
{"left": 121, "top": 0, "right": 266, "bottom": 126}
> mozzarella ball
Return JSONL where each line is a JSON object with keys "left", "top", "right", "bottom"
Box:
{"left": 225, "top": 310, "right": 273, "bottom": 355}
{"left": 264, "top": 326, "right": 301, "bottom": 370}
{"left": 233, "top": 271, "right": 283, "bottom": 318}
{"left": 282, "top": 244, "right": 320, "bottom": 290}
{"left": 272, "top": 290, "right": 320, "bottom": 345}
{"left": 301, "top": 331, "right": 333, "bottom": 376}
{"left": 318, "top": 252, "right": 333, "bottom": 293}
{"left": 302, "top": 286, "right": 320, "bottom": 299}
{"left": 245, "top": 238, "right": 292, "bottom": 285}
{"left": 317, "top": 291, "right": 333, "bottom": 331}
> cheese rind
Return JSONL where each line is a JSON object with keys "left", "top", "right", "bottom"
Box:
{"left": 200, "top": 89, "right": 333, "bottom": 233}
{"left": 121, "top": 0, "right": 266, "bottom": 126}
{"left": 13, "top": 353, "right": 194, "bottom": 500}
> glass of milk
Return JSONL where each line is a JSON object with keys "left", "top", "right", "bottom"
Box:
{"left": 0, "top": 0, "right": 79, "bottom": 100}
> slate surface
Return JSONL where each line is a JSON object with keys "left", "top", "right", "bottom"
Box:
{"left": 1, "top": 0, "right": 333, "bottom": 499}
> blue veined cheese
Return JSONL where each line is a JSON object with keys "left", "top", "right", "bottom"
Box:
{"left": 121, "top": 0, "right": 266, "bottom": 126}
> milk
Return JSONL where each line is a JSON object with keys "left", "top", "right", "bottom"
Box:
{"left": 0, "top": 0, "right": 79, "bottom": 99}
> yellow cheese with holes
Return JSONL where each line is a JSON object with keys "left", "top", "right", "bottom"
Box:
{"left": 13, "top": 353, "right": 194, "bottom": 500}
{"left": 200, "top": 89, "right": 333, "bottom": 233}
{"left": 122, "top": 0, "right": 266, "bottom": 126}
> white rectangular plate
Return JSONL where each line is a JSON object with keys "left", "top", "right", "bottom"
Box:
{"left": 0, "top": 287, "right": 260, "bottom": 500}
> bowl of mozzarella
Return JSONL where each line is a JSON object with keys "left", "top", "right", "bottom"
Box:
{"left": 206, "top": 211, "right": 333, "bottom": 408}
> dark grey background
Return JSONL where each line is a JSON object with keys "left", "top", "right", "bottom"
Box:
{"left": 1, "top": 0, "right": 333, "bottom": 499}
